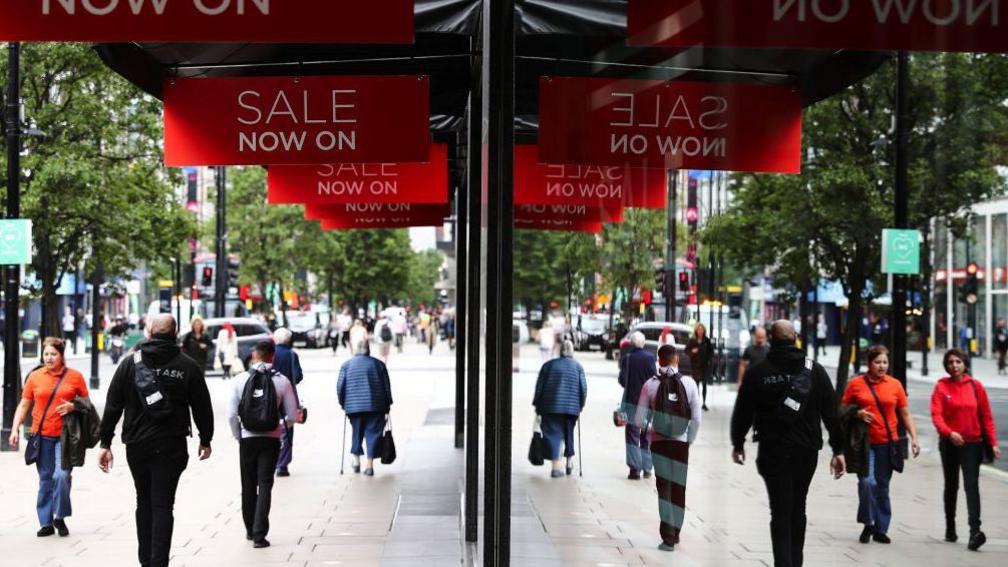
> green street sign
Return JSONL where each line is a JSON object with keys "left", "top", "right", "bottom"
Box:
{"left": 881, "top": 228, "right": 920, "bottom": 275}
{"left": 0, "top": 219, "right": 32, "bottom": 265}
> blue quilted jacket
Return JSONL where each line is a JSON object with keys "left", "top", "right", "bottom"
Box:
{"left": 337, "top": 355, "right": 393, "bottom": 415}
{"left": 533, "top": 357, "right": 587, "bottom": 416}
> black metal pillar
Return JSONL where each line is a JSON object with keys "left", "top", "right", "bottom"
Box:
{"left": 921, "top": 226, "right": 931, "bottom": 376}
{"left": 2, "top": 42, "right": 22, "bottom": 452}
{"left": 892, "top": 52, "right": 909, "bottom": 389}
{"left": 665, "top": 173, "right": 678, "bottom": 323}
{"left": 214, "top": 166, "right": 227, "bottom": 318}
{"left": 482, "top": 1, "right": 514, "bottom": 564}
{"left": 464, "top": 87, "right": 482, "bottom": 544}
{"left": 454, "top": 175, "right": 468, "bottom": 449}
{"left": 89, "top": 269, "right": 101, "bottom": 390}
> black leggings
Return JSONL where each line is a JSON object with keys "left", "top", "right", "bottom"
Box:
{"left": 939, "top": 440, "right": 983, "bottom": 533}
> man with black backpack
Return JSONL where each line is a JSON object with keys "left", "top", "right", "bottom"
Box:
{"left": 226, "top": 340, "right": 299, "bottom": 548}
{"left": 634, "top": 343, "right": 702, "bottom": 551}
{"left": 730, "top": 320, "right": 846, "bottom": 567}
{"left": 97, "top": 314, "right": 214, "bottom": 567}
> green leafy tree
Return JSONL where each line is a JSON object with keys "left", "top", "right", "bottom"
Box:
{"left": 405, "top": 248, "right": 444, "bottom": 307}
{"left": 318, "top": 229, "right": 412, "bottom": 312}
{"left": 1, "top": 43, "right": 193, "bottom": 335}
{"left": 513, "top": 230, "right": 599, "bottom": 318}
{"left": 599, "top": 209, "right": 665, "bottom": 321}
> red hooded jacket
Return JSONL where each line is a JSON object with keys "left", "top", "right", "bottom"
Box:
{"left": 930, "top": 375, "right": 998, "bottom": 445}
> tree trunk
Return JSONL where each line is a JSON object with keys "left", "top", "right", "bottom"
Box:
{"left": 327, "top": 271, "right": 334, "bottom": 310}
{"left": 836, "top": 279, "right": 865, "bottom": 397}
{"left": 277, "top": 281, "right": 288, "bottom": 327}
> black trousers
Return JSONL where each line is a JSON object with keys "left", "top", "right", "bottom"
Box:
{"left": 240, "top": 437, "right": 281, "bottom": 541}
{"left": 756, "top": 445, "right": 818, "bottom": 567}
{"left": 125, "top": 437, "right": 189, "bottom": 567}
{"left": 939, "top": 440, "right": 983, "bottom": 533}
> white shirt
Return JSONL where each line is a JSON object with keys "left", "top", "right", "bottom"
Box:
{"left": 62, "top": 314, "right": 75, "bottom": 332}
{"left": 226, "top": 362, "right": 299, "bottom": 440}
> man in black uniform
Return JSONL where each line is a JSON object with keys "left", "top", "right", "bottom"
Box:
{"left": 97, "top": 314, "right": 214, "bottom": 567}
{"left": 730, "top": 320, "right": 845, "bottom": 567}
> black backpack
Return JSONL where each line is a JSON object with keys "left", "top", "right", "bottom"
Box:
{"left": 775, "top": 359, "right": 814, "bottom": 424}
{"left": 652, "top": 371, "right": 691, "bottom": 438}
{"left": 380, "top": 324, "right": 393, "bottom": 342}
{"left": 239, "top": 368, "right": 280, "bottom": 433}
{"left": 133, "top": 351, "right": 174, "bottom": 420}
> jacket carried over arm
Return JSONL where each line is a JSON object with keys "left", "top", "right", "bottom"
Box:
{"left": 337, "top": 354, "right": 393, "bottom": 415}
{"left": 61, "top": 395, "right": 102, "bottom": 470}
{"left": 533, "top": 357, "right": 587, "bottom": 416}
{"left": 99, "top": 337, "right": 214, "bottom": 449}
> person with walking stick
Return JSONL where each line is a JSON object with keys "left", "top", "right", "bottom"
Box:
{"left": 337, "top": 340, "right": 392, "bottom": 476}
{"left": 533, "top": 340, "right": 587, "bottom": 478}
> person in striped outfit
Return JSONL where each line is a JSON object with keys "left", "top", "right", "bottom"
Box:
{"left": 533, "top": 340, "right": 588, "bottom": 477}
{"left": 635, "top": 343, "right": 702, "bottom": 551}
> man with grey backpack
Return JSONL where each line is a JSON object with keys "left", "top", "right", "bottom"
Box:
{"left": 226, "top": 340, "right": 299, "bottom": 549}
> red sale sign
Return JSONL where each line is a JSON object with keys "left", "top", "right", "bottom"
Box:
{"left": 0, "top": 1, "right": 414, "bottom": 43}
{"left": 539, "top": 77, "right": 801, "bottom": 174}
{"left": 514, "top": 145, "right": 667, "bottom": 210}
{"left": 268, "top": 144, "right": 449, "bottom": 205}
{"left": 305, "top": 203, "right": 451, "bottom": 221}
{"left": 628, "top": 0, "right": 1007, "bottom": 52}
{"left": 165, "top": 76, "right": 430, "bottom": 166}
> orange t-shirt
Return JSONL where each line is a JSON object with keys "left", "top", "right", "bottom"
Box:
{"left": 22, "top": 367, "right": 89, "bottom": 438}
{"left": 842, "top": 374, "right": 908, "bottom": 446}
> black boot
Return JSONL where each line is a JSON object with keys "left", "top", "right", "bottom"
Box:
{"left": 859, "top": 525, "right": 873, "bottom": 544}
{"left": 945, "top": 523, "right": 958, "bottom": 543}
{"left": 967, "top": 530, "right": 986, "bottom": 551}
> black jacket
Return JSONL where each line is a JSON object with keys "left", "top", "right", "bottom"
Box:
{"left": 180, "top": 331, "right": 213, "bottom": 369}
{"left": 99, "top": 337, "right": 214, "bottom": 448}
{"left": 61, "top": 395, "right": 101, "bottom": 470}
{"left": 840, "top": 404, "right": 870, "bottom": 476}
{"left": 730, "top": 345, "right": 843, "bottom": 455}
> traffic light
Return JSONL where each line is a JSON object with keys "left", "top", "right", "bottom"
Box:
{"left": 678, "top": 270, "right": 690, "bottom": 292}
{"left": 654, "top": 269, "right": 666, "bottom": 292}
{"left": 228, "top": 259, "right": 240, "bottom": 290}
{"left": 960, "top": 262, "right": 979, "bottom": 304}
{"left": 201, "top": 266, "right": 213, "bottom": 287}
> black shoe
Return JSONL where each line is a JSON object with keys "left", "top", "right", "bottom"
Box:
{"left": 658, "top": 542, "right": 675, "bottom": 552}
{"left": 246, "top": 532, "right": 254, "bottom": 541}
{"left": 702, "top": 404, "right": 709, "bottom": 412}
{"left": 36, "top": 526, "right": 55, "bottom": 537}
{"left": 628, "top": 470, "right": 640, "bottom": 480}
{"left": 859, "top": 525, "right": 873, "bottom": 544}
{"left": 364, "top": 468, "right": 374, "bottom": 477}
{"left": 967, "top": 531, "right": 986, "bottom": 551}
{"left": 872, "top": 532, "right": 891, "bottom": 544}
{"left": 53, "top": 518, "right": 69, "bottom": 537}
{"left": 643, "top": 470, "right": 653, "bottom": 479}
{"left": 276, "top": 468, "right": 290, "bottom": 477}
{"left": 565, "top": 466, "right": 573, "bottom": 476}
{"left": 945, "top": 526, "right": 958, "bottom": 543}
{"left": 253, "top": 539, "right": 271, "bottom": 548}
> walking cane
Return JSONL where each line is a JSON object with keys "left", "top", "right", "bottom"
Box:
{"left": 577, "top": 419, "right": 583, "bottom": 477}
{"left": 339, "top": 413, "right": 348, "bottom": 475}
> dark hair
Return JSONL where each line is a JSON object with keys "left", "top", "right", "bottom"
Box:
{"left": 42, "top": 337, "right": 66, "bottom": 356}
{"left": 943, "top": 348, "right": 969, "bottom": 373}
{"left": 657, "top": 344, "right": 677, "bottom": 364}
{"left": 865, "top": 345, "right": 890, "bottom": 365}
{"left": 253, "top": 340, "right": 276, "bottom": 360}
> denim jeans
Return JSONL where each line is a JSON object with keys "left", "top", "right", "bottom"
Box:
{"left": 276, "top": 425, "right": 295, "bottom": 471}
{"left": 36, "top": 436, "right": 72, "bottom": 527}
{"left": 857, "top": 444, "right": 894, "bottom": 534}
{"left": 625, "top": 424, "right": 653, "bottom": 473}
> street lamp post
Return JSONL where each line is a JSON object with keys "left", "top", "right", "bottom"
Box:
{"left": 892, "top": 52, "right": 910, "bottom": 390}
{"left": 2, "top": 43, "right": 21, "bottom": 451}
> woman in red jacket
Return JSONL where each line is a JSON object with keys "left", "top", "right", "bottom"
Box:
{"left": 931, "top": 348, "right": 1001, "bottom": 551}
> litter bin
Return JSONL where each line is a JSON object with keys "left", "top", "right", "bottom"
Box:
{"left": 21, "top": 330, "right": 40, "bottom": 359}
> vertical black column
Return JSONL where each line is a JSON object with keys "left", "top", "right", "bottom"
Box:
{"left": 214, "top": 166, "right": 227, "bottom": 318}
{"left": 892, "top": 52, "right": 909, "bottom": 389}
{"left": 482, "top": 1, "right": 515, "bottom": 564}
{"left": 455, "top": 173, "right": 468, "bottom": 448}
{"left": 464, "top": 87, "right": 482, "bottom": 544}
{"left": 2, "top": 43, "right": 21, "bottom": 452}
{"left": 664, "top": 173, "right": 677, "bottom": 322}
{"left": 89, "top": 268, "right": 102, "bottom": 390}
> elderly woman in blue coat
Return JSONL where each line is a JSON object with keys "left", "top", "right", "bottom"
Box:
{"left": 337, "top": 341, "right": 393, "bottom": 476}
{"left": 534, "top": 340, "right": 588, "bottom": 477}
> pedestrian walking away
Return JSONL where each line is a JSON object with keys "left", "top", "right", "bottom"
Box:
{"left": 685, "top": 323, "right": 715, "bottom": 411}
{"left": 930, "top": 348, "right": 1002, "bottom": 551}
{"left": 730, "top": 320, "right": 846, "bottom": 567}
{"left": 226, "top": 340, "right": 300, "bottom": 548}
{"left": 840, "top": 345, "right": 921, "bottom": 545}
{"left": 337, "top": 340, "right": 393, "bottom": 476}
{"left": 97, "top": 314, "right": 214, "bottom": 567}
{"left": 538, "top": 323, "right": 556, "bottom": 362}
{"left": 180, "top": 314, "right": 213, "bottom": 371}
{"left": 738, "top": 326, "right": 769, "bottom": 385}
{"left": 272, "top": 328, "right": 305, "bottom": 477}
{"left": 7, "top": 337, "right": 91, "bottom": 538}
{"left": 533, "top": 340, "right": 588, "bottom": 478}
{"left": 215, "top": 321, "right": 240, "bottom": 379}
{"left": 619, "top": 331, "right": 657, "bottom": 480}
{"left": 634, "top": 343, "right": 702, "bottom": 551}
{"left": 815, "top": 314, "right": 828, "bottom": 357}
{"left": 994, "top": 318, "right": 1008, "bottom": 375}
{"left": 348, "top": 319, "right": 368, "bottom": 354}
{"left": 62, "top": 307, "right": 78, "bottom": 354}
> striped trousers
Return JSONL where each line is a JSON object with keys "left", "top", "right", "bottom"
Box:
{"left": 652, "top": 439, "right": 690, "bottom": 545}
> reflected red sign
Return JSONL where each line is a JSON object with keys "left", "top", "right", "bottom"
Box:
{"left": 320, "top": 215, "right": 446, "bottom": 230}
{"left": 514, "top": 145, "right": 667, "bottom": 210}
{"left": 165, "top": 76, "right": 430, "bottom": 166}
{"left": 515, "top": 203, "right": 624, "bottom": 224}
{"left": 305, "top": 202, "right": 450, "bottom": 221}
{"left": 0, "top": 1, "right": 414, "bottom": 43}
{"left": 627, "top": 0, "right": 1007, "bottom": 52}
{"left": 514, "top": 218, "right": 603, "bottom": 233}
{"left": 268, "top": 144, "right": 449, "bottom": 205}
{"left": 539, "top": 77, "right": 801, "bottom": 174}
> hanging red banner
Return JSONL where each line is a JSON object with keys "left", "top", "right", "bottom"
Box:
{"left": 0, "top": 1, "right": 414, "bottom": 43}
{"left": 164, "top": 75, "right": 430, "bottom": 166}
{"left": 514, "top": 218, "right": 603, "bottom": 233}
{"left": 539, "top": 77, "right": 801, "bottom": 174}
{"left": 515, "top": 203, "right": 625, "bottom": 224}
{"left": 514, "top": 145, "right": 667, "bottom": 209}
{"left": 320, "top": 215, "right": 446, "bottom": 230}
{"left": 627, "top": 0, "right": 1007, "bottom": 53}
{"left": 304, "top": 202, "right": 451, "bottom": 221}
{"left": 268, "top": 144, "right": 449, "bottom": 205}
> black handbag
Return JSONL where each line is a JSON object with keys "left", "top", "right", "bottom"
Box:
{"left": 528, "top": 416, "right": 547, "bottom": 466}
{"left": 864, "top": 377, "right": 906, "bottom": 474}
{"left": 969, "top": 381, "right": 996, "bottom": 464}
{"left": 25, "top": 369, "right": 68, "bottom": 466}
{"left": 379, "top": 416, "right": 396, "bottom": 465}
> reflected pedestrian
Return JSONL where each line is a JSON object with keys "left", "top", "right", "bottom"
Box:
{"left": 533, "top": 340, "right": 587, "bottom": 478}
{"left": 619, "top": 331, "right": 656, "bottom": 480}
{"left": 930, "top": 348, "right": 1001, "bottom": 550}
{"left": 686, "top": 323, "right": 714, "bottom": 411}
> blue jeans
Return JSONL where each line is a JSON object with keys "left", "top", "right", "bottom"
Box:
{"left": 276, "top": 425, "right": 294, "bottom": 471}
{"left": 858, "top": 444, "right": 894, "bottom": 534}
{"left": 349, "top": 412, "right": 386, "bottom": 459}
{"left": 625, "top": 424, "right": 653, "bottom": 473}
{"left": 36, "top": 436, "right": 72, "bottom": 527}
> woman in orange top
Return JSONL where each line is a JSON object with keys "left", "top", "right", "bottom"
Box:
{"left": 841, "top": 345, "right": 920, "bottom": 545}
{"left": 7, "top": 337, "right": 89, "bottom": 537}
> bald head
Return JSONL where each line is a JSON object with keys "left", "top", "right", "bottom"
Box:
{"left": 753, "top": 326, "right": 767, "bottom": 346}
{"left": 769, "top": 320, "right": 796, "bottom": 346}
{"left": 150, "top": 314, "right": 177, "bottom": 337}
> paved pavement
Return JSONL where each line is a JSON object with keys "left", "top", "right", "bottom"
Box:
{"left": 0, "top": 342, "right": 1005, "bottom": 566}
